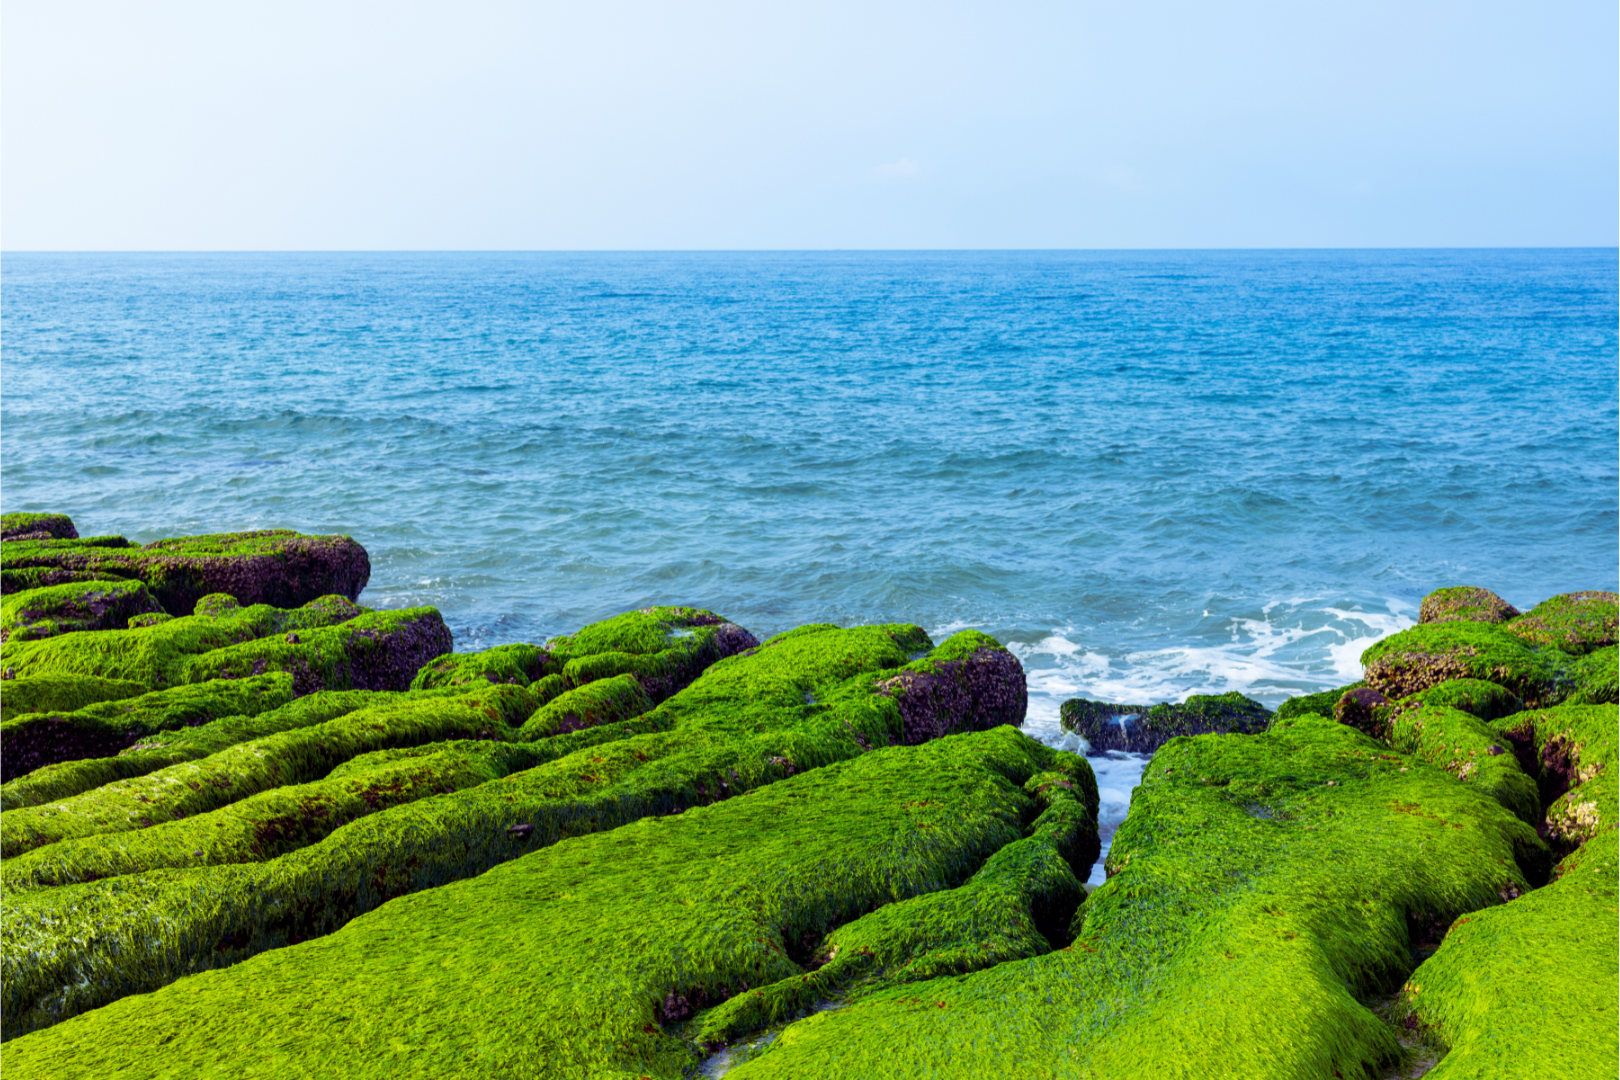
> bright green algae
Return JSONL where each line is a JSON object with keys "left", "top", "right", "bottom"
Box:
{"left": 1563, "top": 644, "right": 1618, "bottom": 705}
{"left": 0, "top": 683, "right": 536, "bottom": 864}
{"left": 0, "top": 593, "right": 365, "bottom": 688}
{"left": 0, "top": 690, "right": 385, "bottom": 810}
{"left": 408, "top": 642, "right": 545, "bottom": 689}
{"left": 0, "top": 674, "right": 298, "bottom": 784}
{"left": 1502, "top": 591, "right": 1618, "bottom": 655}
{"left": 1417, "top": 586, "right": 1519, "bottom": 625}
{"left": 0, "top": 673, "right": 149, "bottom": 722}
{"left": 1384, "top": 705, "right": 1539, "bottom": 826}
{"left": 519, "top": 672, "right": 654, "bottom": 738}
{"left": 0, "top": 513, "right": 78, "bottom": 541}
{"left": 1403, "top": 703, "right": 1618, "bottom": 1078}
{"left": 0, "top": 623, "right": 1022, "bottom": 1038}
{"left": 3, "top": 727, "right": 1089, "bottom": 1080}
{"left": 0, "top": 579, "right": 165, "bottom": 643}
{"left": 1360, "top": 621, "right": 1572, "bottom": 706}
{"left": 702, "top": 715, "right": 1546, "bottom": 1080}
{"left": 1275, "top": 679, "right": 1363, "bottom": 721}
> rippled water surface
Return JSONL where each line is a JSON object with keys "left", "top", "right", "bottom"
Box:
{"left": 5, "top": 251, "right": 1616, "bottom": 876}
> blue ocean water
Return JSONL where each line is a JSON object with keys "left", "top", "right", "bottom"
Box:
{"left": 4, "top": 250, "right": 1617, "bottom": 873}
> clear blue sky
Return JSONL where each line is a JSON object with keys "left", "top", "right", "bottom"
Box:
{"left": 3, "top": 1, "right": 1615, "bottom": 249}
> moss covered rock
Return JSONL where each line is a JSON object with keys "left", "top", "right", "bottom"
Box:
{"left": 0, "top": 623, "right": 1024, "bottom": 1036}
{"left": 1059, "top": 690, "right": 1270, "bottom": 754}
{"left": 1, "top": 513, "right": 79, "bottom": 542}
{"left": 1360, "top": 622, "right": 1568, "bottom": 706}
{"left": 1504, "top": 591, "right": 1618, "bottom": 655}
{"left": 180, "top": 605, "right": 451, "bottom": 695}
{"left": 1, "top": 684, "right": 538, "bottom": 872}
{"left": 545, "top": 606, "right": 761, "bottom": 703}
{"left": 1398, "top": 677, "right": 1524, "bottom": 721}
{"left": 698, "top": 715, "right": 1544, "bottom": 1079}
{"left": 407, "top": 642, "right": 545, "bottom": 690}
{"left": 519, "top": 672, "right": 654, "bottom": 738}
{"left": 0, "top": 674, "right": 297, "bottom": 784}
{"left": 1418, "top": 586, "right": 1520, "bottom": 625}
{"left": 1563, "top": 645, "right": 1618, "bottom": 705}
{"left": 1, "top": 595, "right": 365, "bottom": 688}
{"left": 0, "top": 580, "right": 165, "bottom": 643}
{"left": 1402, "top": 703, "right": 1618, "bottom": 1078}
{"left": 0, "top": 529, "right": 370, "bottom": 612}
{"left": 2, "top": 727, "right": 1094, "bottom": 1079}
{"left": 1275, "top": 680, "right": 1363, "bottom": 721}
{"left": 0, "top": 673, "right": 148, "bottom": 722}
{"left": 0, "top": 689, "right": 386, "bottom": 810}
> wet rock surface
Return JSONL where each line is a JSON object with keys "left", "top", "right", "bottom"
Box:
{"left": 1059, "top": 690, "right": 1271, "bottom": 754}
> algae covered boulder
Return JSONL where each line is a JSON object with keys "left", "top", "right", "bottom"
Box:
{"left": 1402, "top": 703, "right": 1618, "bottom": 1078}
{"left": 181, "top": 605, "right": 451, "bottom": 694}
{"left": 408, "top": 642, "right": 546, "bottom": 690}
{"left": 543, "top": 605, "right": 760, "bottom": 703}
{"left": 1418, "top": 585, "right": 1519, "bottom": 625}
{"left": 1503, "top": 590, "right": 1618, "bottom": 654}
{"left": 1, "top": 726, "right": 1096, "bottom": 1080}
{"left": 0, "top": 622, "right": 1026, "bottom": 1036}
{"left": 1, "top": 594, "right": 366, "bottom": 688}
{"left": 1563, "top": 645, "right": 1618, "bottom": 705}
{"left": 0, "top": 580, "right": 165, "bottom": 643}
{"left": 0, "top": 673, "right": 148, "bottom": 722}
{"left": 0, "top": 674, "right": 298, "bottom": 783}
{"left": 1399, "top": 677, "right": 1524, "bottom": 721}
{"left": 691, "top": 714, "right": 1545, "bottom": 1079}
{"left": 1059, "top": 690, "right": 1270, "bottom": 754}
{"left": 0, "top": 513, "right": 79, "bottom": 542}
{"left": 0, "top": 529, "right": 370, "bottom": 611}
{"left": 1360, "top": 621, "right": 1568, "bottom": 706}
{"left": 1275, "top": 680, "right": 1362, "bottom": 721}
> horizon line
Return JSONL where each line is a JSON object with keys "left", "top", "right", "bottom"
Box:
{"left": 3, "top": 245, "right": 1617, "bottom": 256}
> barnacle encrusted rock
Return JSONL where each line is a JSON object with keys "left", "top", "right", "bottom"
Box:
{"left": 1, "top": 529, "right": 371, "bottom": 611}
{"left": 0, "top": 580, "right": 165, "bottom": 643}
{"left": 1059, "top": 690, "right": 1270, "bottom": 754}
{"left": 1503, "top": 591, "right": 1618, "bottom": 654}
{"left": 1418, "top": 585, "right": 1520, "bottom": 625}
{"left": 1360, "top": 622, "right": 1567, "bottom": 706}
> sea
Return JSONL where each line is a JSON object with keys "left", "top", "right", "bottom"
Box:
{"left": 4, "top": 249, "right": 1617, "bottom": 880}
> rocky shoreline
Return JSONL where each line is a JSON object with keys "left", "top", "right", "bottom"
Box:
{"left": 0, "top": 515, "right": 1614, "bottom": 1079}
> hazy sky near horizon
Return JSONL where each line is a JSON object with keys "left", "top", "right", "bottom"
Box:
{"left": 3, "top": 1, "right": 1616, "bottom": 250}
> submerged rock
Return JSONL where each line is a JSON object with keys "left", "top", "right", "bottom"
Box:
{"left": 1059, "top": 690, "right": 1271, "bottom": 754}
{"left": 0, "top": 529, "right": 371, "bottom": 612}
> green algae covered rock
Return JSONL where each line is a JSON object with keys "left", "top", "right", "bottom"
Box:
{"left": 1402, "top": 703, "right": 1618, "bottom": 1078}
{"left": 1, "top": 683, "right": 538, "bottom": 876}
{"left": 1, "top": 594, "right": 365, "bottom": 688}
{"left": 519, "top": 672, "right": 654, "bottom": 738}
{"left": 1563, "top": 644, "right": 1618, "bottom": 705}
{"left": 0, "top": 674, "right": 297, "bottom": 784}
{"left": 0, "top": 529, "right": 370, "bottom": 612}
{"left": 1398, "top": 677, "right": 1524, "bottom": 721}
{"left": 180, "top": 605, "right": 452, "bottom": 695}
{"left": 0, "top": 689, "right": 386, "bottom": 810}
{"left": 698, "top": 715, "right": 1545, "bottom": 1080}
{"left": 407, "top": 642, "right": 546, "bottom": 690}
{"left": 545, "top": 605, "right": 761, "bottom": 703}
{"left": 0, "top": 580, "right": 165, "bottom": 643}
{"left": 1418, "top": 586, "right": 1520, "bottom": 625}
{"left": 1385, "top": 705, "right": 1540, "bottom": 826}
{"left": 0, "top": 513, "right": 78, "bottom": 542}
{"left": 2, "top": 726, "right": 1093, "bottom": 1080}
{"left": 1360, "top": 621, "right": 1569, "bottom": 706}
{"left": 0, "top": 622, "right": 1025, "bottom": 1037}
{"left": 1504, "top": 591, "right": 1619, "bottom": 655}
{"left": 0, "top": 673, "right": 148, "bottom": 722}
{"left": 1275, "top": 679, "right": 1363, "bottom": 721}
{"left": 1059, "top": 690, "right": 1270, "bottom": 754}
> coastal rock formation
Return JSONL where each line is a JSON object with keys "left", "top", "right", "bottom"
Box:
{"left": 1059, "top": 690, "right": 1271, "bottom": 753}
{"left": 1, "top": 527, "right": 370, "bottom": 612}
{"left": 0, "top": 579, "right": 165, "bottom": 643}
{"left": 1418, "top": 585, "right": 1520, "bottom": 625}
{"left": 1360, "top": 621, "right": 1569, "bottom": 706}
{"left": 1502, "top": 590, "right": 1619, "bottom": 654}
{"left": 0, "top": 619, "right": 1026, "bottom": 1039}
{"left": 1, "top": 513, "right": 80, "bottom": 542}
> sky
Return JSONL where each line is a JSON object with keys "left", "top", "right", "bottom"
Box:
{"left": 2, "top": 1, "right": 1616, "bottom": 250}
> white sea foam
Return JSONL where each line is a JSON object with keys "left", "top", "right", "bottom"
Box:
{"left": 965, "top": 597, "right": 1416, "bottom": 886}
